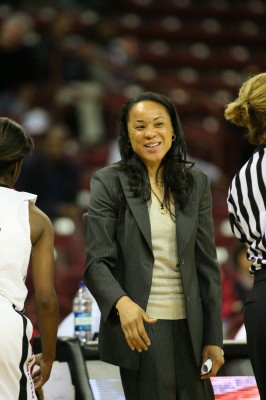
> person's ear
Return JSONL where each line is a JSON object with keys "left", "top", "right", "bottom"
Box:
{"left": 259, "top": 131, "right": 266, "bottom": 144}
{"left": 11, "top": 160, "right": 23, "bottom": 183}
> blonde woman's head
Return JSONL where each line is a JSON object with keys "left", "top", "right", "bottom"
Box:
{"left": 224, "top": 72, "right": 266, "bottom": 145}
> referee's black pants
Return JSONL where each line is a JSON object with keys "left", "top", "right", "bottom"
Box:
{"left": 244, "top": 268, "right": 266, "bottom": 400}
{"left": 120, "top": 319, "right": 214, "bottom": 400}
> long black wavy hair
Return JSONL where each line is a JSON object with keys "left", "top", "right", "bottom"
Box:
{"left": 116, "top": 91, "right": 194, "bottom": 214}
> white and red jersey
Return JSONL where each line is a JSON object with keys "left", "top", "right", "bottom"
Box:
{"left": 0, "top": 186, "right": 38, "bottom": 399}
{"left": 0, "top": 187, "right": 36, "bottom": 311}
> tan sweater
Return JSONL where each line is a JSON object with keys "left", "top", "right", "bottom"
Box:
{"left": 146, "top": 192, "right": 187, "bottom": 320}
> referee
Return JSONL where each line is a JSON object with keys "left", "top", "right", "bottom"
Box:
{"left": 225, "top": 72, "right": 266, "bottom": 400}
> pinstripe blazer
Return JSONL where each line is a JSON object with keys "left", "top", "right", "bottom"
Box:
{"left": 83, "top": 163, "right": 223, "bottom": 370}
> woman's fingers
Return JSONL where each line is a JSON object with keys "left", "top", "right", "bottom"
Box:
{"left": 122, "top": 320, "right": 151, "bottom": 352}
{"left": 116, "top": 296, "right": 158, "bottom": 351}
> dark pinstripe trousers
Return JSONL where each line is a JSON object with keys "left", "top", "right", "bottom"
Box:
{"left": 244, "top": 268, "right": 266, "bottom": 399}
{"left": 120, "top": 319, "right": 214, "bottom": 400}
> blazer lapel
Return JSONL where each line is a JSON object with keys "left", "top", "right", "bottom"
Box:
{"left": 118, "top": 171, "right": 152, "bottom": 253}
{"left": 118, "top": 170, "right": 196, "bottom": 256}
{"left": 175, "top": 196, "right": 195, "bottom": 255}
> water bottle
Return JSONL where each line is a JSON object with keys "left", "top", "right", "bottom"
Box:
{"left": 73, "top": 281, "right": 92, "bottom": 345}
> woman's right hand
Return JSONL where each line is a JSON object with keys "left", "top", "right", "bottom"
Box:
{"left": 115, "top": 296, "right": 157, "bottom": 352}
{"left": 32, "top": 353, "right": 54, "bottom": 391}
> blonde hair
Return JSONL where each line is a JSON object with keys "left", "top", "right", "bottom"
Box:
{"left": 224, "top": 72, "right": 266, "bottom": 145}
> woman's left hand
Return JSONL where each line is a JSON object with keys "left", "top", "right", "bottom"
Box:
{"left": 200, "top": 345, "right": 224, "bottom": 379}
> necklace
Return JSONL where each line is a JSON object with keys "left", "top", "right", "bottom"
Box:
{"left": 0, "top": 182, "right": 14, "bottom": 189}
{"left": 151, "top": 187, "right": 167, "bottom": 214}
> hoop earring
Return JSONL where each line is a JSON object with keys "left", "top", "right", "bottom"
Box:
{"left": 172, "top": 134, "right": 176, "bottom": 141}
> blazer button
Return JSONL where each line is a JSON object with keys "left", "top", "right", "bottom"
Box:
{"left": 180, "top": 259, "right": 185, "bottom": 265}
{"left": 186, "top": 296, "right": 190, "bottom": 302}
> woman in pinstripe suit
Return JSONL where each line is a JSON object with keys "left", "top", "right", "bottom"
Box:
{"left": 226, "top": 72, "right": 266, "bottom": 399}
{"left": 84, "top": 92, "right": 224, "bottom": 399}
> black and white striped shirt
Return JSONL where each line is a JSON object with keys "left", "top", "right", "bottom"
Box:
{"left": 227, "top": 143, "right": 266, "bottom": 272}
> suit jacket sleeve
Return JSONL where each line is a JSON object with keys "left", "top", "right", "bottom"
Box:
{"left": 195, "top": 172, "right": 223, "bottom": 346}
{"left": 83, "top": 168, "right": 127, "bottom": 322}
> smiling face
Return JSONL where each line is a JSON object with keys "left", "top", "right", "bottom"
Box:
{"left": 127, "top": 100, "right": 173, "bottom": 172}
